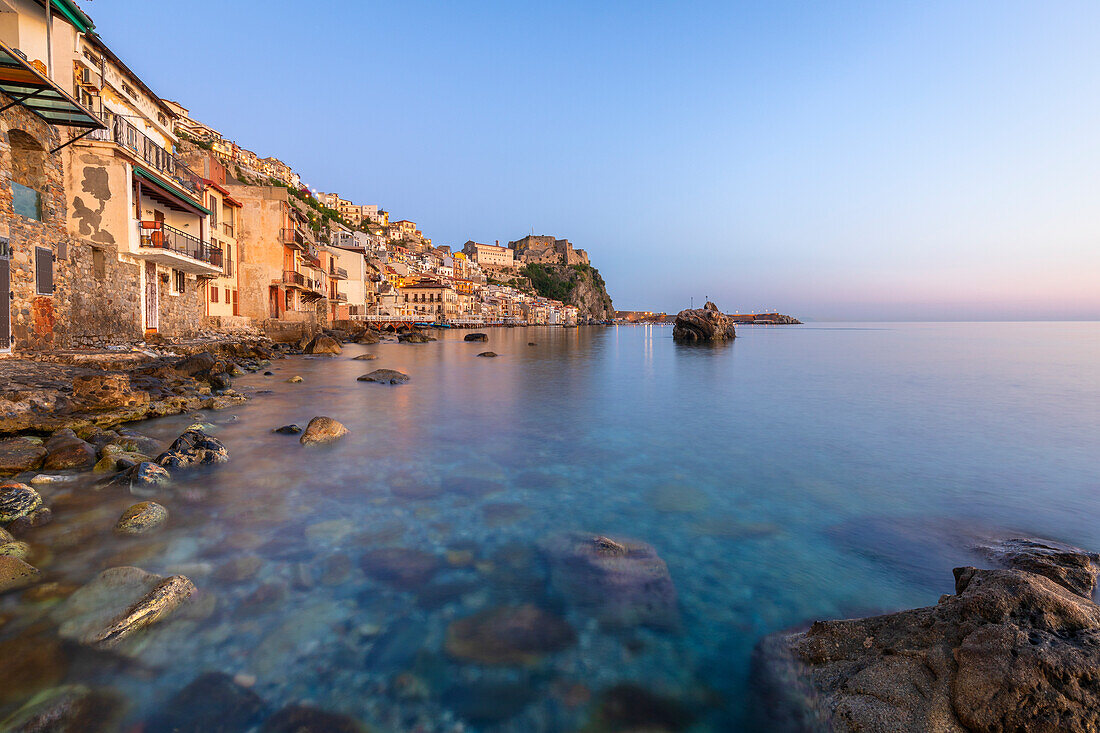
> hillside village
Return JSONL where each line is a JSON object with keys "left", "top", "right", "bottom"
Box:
{"left": 0, "top": 0, "right": 614, "bottom": 356}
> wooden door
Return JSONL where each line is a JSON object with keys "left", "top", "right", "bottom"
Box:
{"left": 144, "top": 261, "right": 159, "bottom": 331}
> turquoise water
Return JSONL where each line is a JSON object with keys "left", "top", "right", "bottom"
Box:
{"left": 4, "top": 322, "right": 1100, "bottom": 730}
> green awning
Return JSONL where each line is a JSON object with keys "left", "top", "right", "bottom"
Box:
{"left": 133, "top": 165, "right": 214, "bottom": 217}
{"left": 0, "top": 38, "right": 104, "bottom": 130}
{"left": 47, "top": 1, "right": 95, "bottom": 34}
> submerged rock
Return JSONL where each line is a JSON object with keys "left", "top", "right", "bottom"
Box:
{"left": 55, "top": 566, "right": 194, "bottom": 650}
{"left": 114, "top": 502, "right": 169, "bottom": 536}
{"left": 464, "top": 333, "right": 489, "bottom": 342}
{"left": 0, "top": 482, "right": 43, "bottom": 524}
{"left": 304, "top": 334, "right": 342, "bottom": 355}
{"left": 146, "top": 672, "right": 266, "bottom": 733}
{"left": 445, "top": 604, "right": 575, "bottom": 665}
{"left": 299, "top": 416, "right": 349, "bottom": 445}
{"left": 542, "top": 531, "right": 680, "bottom": 630}
{"left": 0, "top": 436, "right": 48, "bottom": 475}
{"left": 672, "top": 301, "right": 736, "bottom": 342}
{"left": 352, "top": 353, "right": 378, "bottom": 360}
{"left": 477, "top": 351, "right": 498, "bottom": 358}
{"left": 0, "top": 684, "right": 125, "bottom": 733}
{"left": 358, "top": 369, "right": 409, "bottom": 384}
{"left": 752, "top": 541, "right": 1100, "bottom": 732}
{"left": 261, "top": 705, "right": 369, "bottom": 733}
{"left": 360, "top": 547, "right": 442, "bottom": 590}
{"left": 272, "top": 424, "right": 302, "bottom": 435}
{"left": 592, "top": 684, "right": 695, "bottom": 732}
{"left": 286, "top": 376, "right": 303, "bottom": 383}
{"left": 156, "top": 428, "right": 228, "bottom": 469}
{"left": 0, "top": 540, "right": 31, "bottom": 560}
{"left": 0, "top": 555, "right": 39, "bottom": 594}
{"left": 0, "top": 636, "right": 68, "bottom": 705}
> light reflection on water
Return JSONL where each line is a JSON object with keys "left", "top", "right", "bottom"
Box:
{"left": 3, "top": 322, "right": 1100, "bottom": 731}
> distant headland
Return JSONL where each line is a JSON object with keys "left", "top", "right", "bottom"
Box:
{"left": 615, "top": 310, "right": 802, "bottom": 325}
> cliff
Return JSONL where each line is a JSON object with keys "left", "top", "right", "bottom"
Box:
{"left": 521, "top": 263, "right": 615, "bottom": 321}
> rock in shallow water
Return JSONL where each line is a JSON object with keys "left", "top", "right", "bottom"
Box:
{"left": 114, "top": 502, "right": 168, "bottom": 536}
{"left": 54, "top": 566, "right": 194, "bottom": 650}
{"left": 260, "top": 705, "right": 369, "bottom": 733}
{"left": 273, "top": 424, "right": 302, "bottom": 435}
{"left": 357, "top": 369, "right": 409, "bottom": 384}
{"left": 360, "top": 547, "right": 442, "bottom": 590}
{"left": 0, "top": 436, "right": 48, "bottom": 475}
{"left": 445, "top": 604, "right": 576, "bottom": 665}
{"left": 145, "top": 672, "right": 266, "bottom": 733}
{"left": 477, "top": 351, "right": 498, "bottom": 358}
{"left": 977, "top": 537, "right": 1100, "bottom": 598}
{"left": 299, "top": 416, "right": 348, "bottom": 445}
{"left": 542, "top": 531, "right": 680, "bottom": 630}
{"left": 43, "top": 430, "right": 97, "bottom": 471}
{"left": 0, "top": 684, "right": 125, "bottom": 733}
{"left": 672, "top": 301, "right": 736, "bottom": 342}
{"left": 751, "top": 540, "right": 1100, "bottom": 732}
{"left": 0, "top": 482, "right": 42, "bottom": 524}
{"left": 352, "top": 353, "right": 378, "bottom": 360}
{"left": 0, "top": 555, "right": 39, "bottom": 594}
{"left": 464, "top": 332, "right": 489, "bottom": 342}
{"left": 156, "top": 428, "right": 228, "bottom": 469}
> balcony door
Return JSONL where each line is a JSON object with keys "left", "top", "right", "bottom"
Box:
{"left": 144, "top": 261, "right": 159, "bottom": 331}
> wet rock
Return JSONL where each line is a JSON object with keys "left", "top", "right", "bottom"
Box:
{"left": 129, "top": 462, "right": 171, "bottom": 492}
{"left": 356, "top": 330, "right": 382, "bottom": 345}
{"left": 146, "top": 672, "right": 266, "bottom": 733}
{"left": 528, "top": 342, "right": 537, "bottom": 346}
{"left": 286, "top": 376, "right": 303, "bottom": 383}
{"left": 0, "top": 540, "right": 31, "bottom": 559}
{"left": 55, "top": 566, "right": 195, "bottom": 650}
{"left": 592, "top": 684, "right": 695, "bottom": 732}
{"left": 273, "top": 424, "right": 302, "bottom": 434}
{"left": 264, "top": 371, "right": 274, "bottom": 376}
{"left": 0, "top": 636, "right": 68, "bottom": 705}
{"left": 672, "top": 301, "right": 737, "bottom": 342}
{"left": 0, "top": 555, "right": 39, "bottom": 594}
{"left": 0, "top": 482, "right": 43, "bottom": 523}
{"left": 172, "top": 352, "right": 217, "bottom": 378}
{"left": 389, "top": 472, "right": 443, "bottom": 500}
{"left": 477, "top": 351, "right": 498, "bottom": 357}
{"left": 299, "top": 416, "right": 349, "bottom": 445}
{"left": 260, "top": 705, "right": 369, "bottom": 733}
{"left": 398, "top": 331, "right": 435, "bottom": 343}
{"left": 752, "top": 545, "right": 1100, "bottom": 732}
{"left": 213, "top": 555, "right": 263, "bottom": 583}
{"left": 43, "top": 430, "right": 97, "bottom": 470}
{"left": 445, "top": 604, "right": 576, "bottom": 665}
{"left": 360, "top": 547, "right": 442, "bottom": 590}
{"left": 464, "top": 333, "right": 489, "bottom": 342}
{"left": 304, "top": 335, "right": 342, "bottom": 355}
{"left": 978, "top": 537, "right": 1100, "bottom": 598}
{"left": 542, "top": 531, "right": 680, "bottom": 630}
{"left": 358, "top": 369, "right": 409, "bottom": 384}
{"left": 0, "top": 684, "right": 125, "bottom": 733}
{"left": 208, "top": 372, "right": 232, "bottom": 391}
{"left": 6, "top": 507, "right": 52, "bottom": 533}
{"left": 114, "top": 502, "right": 169, "bottom": 536}
{"left": 443, "top": 680, "right": 537, "bottom": 725}
{"left": 114, "top": 429, "right": 163, "bottom": 457}
{"left": 157, "top": 428, "right": 229, "bottom": 468}
{"left": 352, "top": 353, "right": 378, "bottom": 360}
{"left": 0, "top": 436, "right": 48, "bottom": 475}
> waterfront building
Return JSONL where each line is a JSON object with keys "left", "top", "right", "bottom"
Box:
{"left": 399, "top": 278, "right": 457, "bottom": 320}
{"left": 202, "top": 180, "right": 243, "bottom": 323}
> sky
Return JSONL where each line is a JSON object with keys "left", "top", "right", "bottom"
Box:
{"left": 83, "top": 1, "right": 1100, "bottom": 320}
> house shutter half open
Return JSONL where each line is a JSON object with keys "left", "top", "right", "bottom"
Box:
{"left": 35, "top": 247, "right": 54, "bottom": 294}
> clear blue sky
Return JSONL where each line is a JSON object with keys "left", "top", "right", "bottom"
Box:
{"left": 86, "top": 1, "right": 1100, "bottom": 320}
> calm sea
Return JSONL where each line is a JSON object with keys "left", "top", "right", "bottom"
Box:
{"left": 7, "top": 322, "right": 1100, "bottom": 731}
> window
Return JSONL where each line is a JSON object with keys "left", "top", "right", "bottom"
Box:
{"left": 35, "top": 247, "right": 54, "bottom": 294}
{"left": 224, "top": 287, "right": 230, "bottom": 303}
{"left": 92, "top": 248, "right": 106, "bottom": 280}
{"left": 209, "top": 196, "right": 218, "bottom": 225}
{"left": 224, "top": 244, "right": 233, "bottom": 277}
{"left": 210, "top": 284, "right": 219, "bottom": 303}
{"left": 173, "top": 269, "right": 185, "bottom": 294}
{"left": 9, "top": 130, "right": 47, "bottom": 221}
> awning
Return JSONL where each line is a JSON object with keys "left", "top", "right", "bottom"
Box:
{"left": 0, "top": 39, "right": 105, "bottom": 133}
{"left": 134, "top": 165, "right": 213, "bottom": 217}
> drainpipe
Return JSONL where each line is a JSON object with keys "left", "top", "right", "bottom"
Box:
{"left": 45, "top": 0, "right": 53, "bottom": 78}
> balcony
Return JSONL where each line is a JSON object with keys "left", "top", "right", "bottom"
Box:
{"left": 333, "top": 292, "right": 348, "bottom": 302}
{"left": 138, "top": 221, "right": 223, "bottom": 275}
{"left": 89, "top": 111, "right": 203, "bottom": 196}
{"left": 282, "top": 270, "right": 305, "bottom": 288}
{"left": 330, "top": 266, "right": 348, "bottom": 280}
{"left": 280, "top": 228, "right": 304, "bottom": 249}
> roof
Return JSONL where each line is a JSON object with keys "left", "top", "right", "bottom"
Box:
{"left": 36, "top": 1, "right": 94, "bottom": 33}
{"left": 202, "top": 179, "right": 242, "bottom": 207}
{"left": 0, "top": 39, "right": 105, "bottom": 133}
{"left": 83, "top": 34, "right": 176, "bottom": 120}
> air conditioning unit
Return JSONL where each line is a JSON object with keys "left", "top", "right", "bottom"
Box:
{"left": 80, "top": 66, "right": 102, "bottom": 90}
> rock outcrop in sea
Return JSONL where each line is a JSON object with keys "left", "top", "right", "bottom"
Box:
{"left": 752, "top": 537, "right": 1100, "bottom": 732}
{"left": 672, "top": 301, "right": 737, "bottom": 342}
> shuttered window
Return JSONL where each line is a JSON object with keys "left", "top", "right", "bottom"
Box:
{"left": 35, "top": 247, "right": 53, "bottom": 294}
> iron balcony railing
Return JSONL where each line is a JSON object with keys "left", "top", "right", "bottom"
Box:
{"left": 282, "top": 270, "right": 305, "bottom": 287}
{"left": 89, "top": 111, "right": 203, "bottom": 195}
{"left": 333, "top": 292, "right": 348, "bottom": 302}
{"left": 330, "top": 266, "right": 348, "bottom": 280}
{"left": 139, "top": 221, "right": 222, "bottom": 267}
{"left": 280, "top": 228, "right": 304, "bottom": 247}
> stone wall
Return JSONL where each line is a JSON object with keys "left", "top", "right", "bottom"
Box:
{"left": 509, "top": 235, "right": 590, "bottom": 267}
{"left": 156, "top": 272, "right": 206, "bottom": 339}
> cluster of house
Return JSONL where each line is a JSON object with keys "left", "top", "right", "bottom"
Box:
{"left": 0, "top": 1, "right": 579, "bottom": 355}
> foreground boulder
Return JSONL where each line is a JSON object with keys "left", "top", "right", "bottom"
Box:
{"left": 54, "top": 567, "right": 195, "bottom": 650}
{"left": 0, "top": 437, "right": 48, "bottom": 475}
{"left": 114, "top": 502, "right": 168, "bottom": 536}
{"left": 0, "top": 555, "right": 39, "bottom": 594}
{"left": 156, "top": 428, "right": 228, "bottom": 468}
{"left": 43, "top": 430, "right": 97, "bottom": 470}
{"left": 672, "top": 301, "right": 736, "bottom": 342}
{"left": 300, "top": 416, "right": 348, "bottom": 445}
{"left": 752, "top": 540, "right": 1100, "bottom": 732}
{"left": 398, "top": 331, "right": 435, "bottom": 343}
{"left": 304, "top": 334, "right": 342, "bottom": 355}
{"left": 541, "top": 532, "right": 680, "bottom": 630}
{"left": 0, "top": 482, "right": 43, "bottom": 524}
